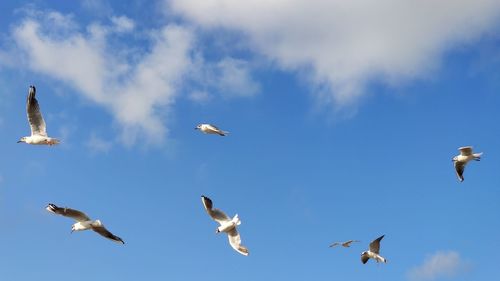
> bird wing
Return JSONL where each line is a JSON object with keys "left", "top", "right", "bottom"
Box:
{"left": 454, "top": 161, "right": 465, "bottom": 182}
{"left": 208, "top": 124, "right": 229, "bottom": 135}
{"left": 46, "top": 203, "right": 91, "bottom": 222}
{"left": 329, "top": 242, "right": 340, "bottom": 247}
{"left": 207, "top": 124, "right": 221, "bottom": 131}
{"left": 92, "top": 224, "right": 125, "bottom": 244}
{"left": 369, "top": 235, "right": 384, "bottom": 254}
{"left": 343, "top": 240, "right": 360, "bottom": 247}
{"left": 227, "top": 228, "right": 249, "bottom": 256}
{"left": 459, "top": 146, "right": 473, "bottom": 156}
{"left": 361, "top": 252, "right": 370, "bottom": 264}
{"left": 26, "top": 86, "right": 47, "bottom": 136}
{"left": 201, "top": 196, "right": 230, "bottom": 224}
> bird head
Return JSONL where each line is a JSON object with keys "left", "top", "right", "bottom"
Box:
{"left": 452, "top": 156, "right": 458, "bottom": 162}
{"left": 195, "top": 124, "right": 202, "bottom": 130}
{"left": 361, "top": 251, "right": 367, "bottom": 256}
{"left": 17, "top": 137, "right": 27, "bottom": 143}
{"left": 215, "top": 227, "right": 221, "bottom": 234}
{"left": 29, "top": 85, "right": 36, "bottom": 94}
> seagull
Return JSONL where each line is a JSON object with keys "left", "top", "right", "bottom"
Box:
{"left": 201, "top": 195, "right": 249, "bottom": 256}
{"left": 361, "top": 235, "right": 387, "bottom": 264}
{"left": 453, "top": 146, "right": 482, "bottom": 182}
{"left": 329, "top": 240, "right": 360, "bottom": 248}
{"left": 17, "top": 85, "right": 60, "bottom": 145}
{"left": 46, "top": 203, "right": 124, "bottom": 244}
{"left": 195, "top": 124, "right": 228, "bottom": 136}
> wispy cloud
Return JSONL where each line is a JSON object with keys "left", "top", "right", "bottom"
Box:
{"left": 110, "top": 15, "right": 135, "bottom": 33}
{"left": 407, "top": 251, "right": 470, "bottom": 281}
{"left": 170, "top": 0, "right": 500, "bottom": 106}
{"left": 187, "top": 56, "right": 260, "bottom": 103}
{"left": 86, "top": 133, "right": 112, "bottom": 154}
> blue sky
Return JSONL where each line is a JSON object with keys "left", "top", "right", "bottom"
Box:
{"left": 0, "top": 1, "right": 500, "bottom": 280}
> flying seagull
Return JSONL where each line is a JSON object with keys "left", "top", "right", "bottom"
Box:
{"left": 329, "top": 240, "right": 360, "bottom": 248}
{"left": 201, "top": 195, "right": 249, "bottom": 256}
{"left": 46, "top": 203, "right": 124, "bottom": 244}
{"left": 453, "top": 146, "right": 482, "bottom": 182}
{"left": 361, "top": 235, "right": 387, "bottom": 264}
{"left": 18, "top": 85, "right": 60, "bottom": 145}
{"left": 195, "top": 124, "right": 228, "bottom": 136}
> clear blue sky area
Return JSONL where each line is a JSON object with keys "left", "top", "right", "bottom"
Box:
{"left": 0, "top": 1, "right": 499, "bottom": 281}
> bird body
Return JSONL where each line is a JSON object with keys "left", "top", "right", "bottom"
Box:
{"left": 18, "top": 86, "right": 60, "bottom": 146}
{"left": 19, "top": 135, "right": 59, "bottom": 145}
{"left": 452, "top": 146, "right": 482, "bottom": 182}
{"left": 71, "top": 219, "right": 104, "bottom": 232}
{"left": 361, "top": 235, "right": 387, "bottom": 264}
{"left": 46, "top": 203, "right": 124, "bottom": 244}
{"left": 217, "top": 214, "right": 241, "bottom": 233}
{"left": 195, "top": 124, "right": 228, "bottom": 136}
{"left": 361, "top": 251, "right": 386, "bottom": 263}
{"left": 201, "top": 196, "right": 249, "bottom": 256}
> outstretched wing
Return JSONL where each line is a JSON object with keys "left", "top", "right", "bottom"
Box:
{"left": 361, "top": 252, "right": 370, "bottom": 264}
{"left": 201, "top": 196, "right": 230, "bottom": 224}
{"left": 329, "top": 242, "right": 340, "bottom": 247}
{"left": 207, "top": 124, "right": 228, "bottom": 136}
{"left": 369, "top": 235, "right": 384, "bottom": 254}
{"left": 459, "top": 146, "right": 473, "bottom": 156}
{"left": 92, "top": 224, "right": 125, "bottom": 244}
{"left": 26, "top": 86, "right": 47, "bottom": 136}
{"left": 343, "top": 240, "right": 360, "bottom": 247}
{"left": 46, "top": 203, "right": 91, "bottom": 222}
{"left": 454, "top": 161, "right": 465, "bottom": 182}
{"left": 227, "top": 228, "right": 249, "bottom": 256}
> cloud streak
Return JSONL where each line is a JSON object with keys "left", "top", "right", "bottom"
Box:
{"left": 407, "top": 251, "right": 470, "bottom": 281}
{"left": 170, "top": 0, "right": 500, "bottom": 106}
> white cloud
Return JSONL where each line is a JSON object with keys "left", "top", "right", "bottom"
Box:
{"left": 86, "top": 133, "right": 112, "bottom": 153}
{"left": 187, "top": 56, "right": 260, "bottom": 102}
{"left": 81, "top": 0, "right": 113, "bottom": 17}
{"left": 10, "top": 11, "right": 194, "bottom": 146}
{"left": 189, "top": 90, "right": 211, "bottom": 103}
{"left": 215, "top": 57, "right": 260, "bottom": 98}
{"left": 111, "top": 16, "right": 135, "bottom": 33}
{"left": 407, "top": 251, "right": 470, "bottom": 281}
{"left": 170, "top": 0, "right": 500, "bottom": 106}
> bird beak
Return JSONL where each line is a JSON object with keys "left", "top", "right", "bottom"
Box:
{"left": 194, "top": 127, "right": 198, "bottom": 130}
{"left": 17, "top": 140, "right": 22, "bottom": 143}
{"left": 70, "top": 229, "right": 74, "bottom": 234}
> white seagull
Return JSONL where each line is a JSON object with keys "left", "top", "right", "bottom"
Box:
{"left": 46, "top": 203, "right": 124, "bottom": 244}
{"left": 201, "top": 195, "right": 249, "bottom": 256}
{"left": 361, "top": 235, "right": 387, "bottom": 264}
{"left": 18, "top": 85, "right": 60, "bottom": 145}
{"left": 195, "top": 124, "right": 228, "bottom": 136}
{"left": 453, "top": 146, "right": 482, "bottom": 182}
{"left": 329, "top": 240, "right": 360, "bottom": 248}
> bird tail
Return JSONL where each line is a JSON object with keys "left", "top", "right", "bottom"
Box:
{"left": 48, "top": 138, "right": 61, "bottom": 145}
{"left": 473, "top": 152, "right": 483, "bottom": 161}
{"left": 218, "top": 131, "right": 229, "bottom": 136}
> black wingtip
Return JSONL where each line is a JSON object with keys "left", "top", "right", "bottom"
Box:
{"left": 46, "top": 203, "right": 58, "bottom": 213}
